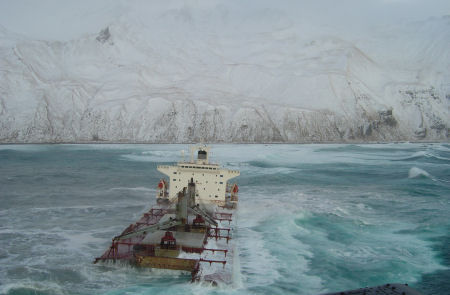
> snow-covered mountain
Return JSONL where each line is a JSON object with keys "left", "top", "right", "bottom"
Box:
{"left": 0, "top": 7, "right": 449, "bottom": 143}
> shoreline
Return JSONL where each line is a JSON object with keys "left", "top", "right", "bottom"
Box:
{"left": 0, "top": 140, "right": 448, "bottom": 145}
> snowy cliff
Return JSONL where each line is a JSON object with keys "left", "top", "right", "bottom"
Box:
{"left": 0, "top": 10, "right": 449, "bottom": 143}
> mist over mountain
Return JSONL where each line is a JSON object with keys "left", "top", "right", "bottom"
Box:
{"left": 0, "top": 1, "right": 449, "bottom": 143}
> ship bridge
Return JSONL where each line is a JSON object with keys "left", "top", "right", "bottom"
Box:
{"left": 157, "top": 145, "right": 239, "bottom": 205}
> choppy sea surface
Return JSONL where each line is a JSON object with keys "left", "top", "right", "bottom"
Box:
{"left": 0, "top": 143, "right": 449, "bottom": 295}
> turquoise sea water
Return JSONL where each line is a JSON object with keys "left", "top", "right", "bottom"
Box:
{"left": 0, "top": 143, "right": 449, "bottom": 295}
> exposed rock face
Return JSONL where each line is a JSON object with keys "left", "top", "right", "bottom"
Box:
{"left": 0, "top": 15, "right": 449, "bottom": 143}
{"left": 96, "top": 27, "right": 112, "bottom": 44}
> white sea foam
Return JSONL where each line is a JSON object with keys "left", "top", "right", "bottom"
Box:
{"left": 120, "top": 154, "right": 164, "bottom": 162}
{"left": 59, "top": 231, "right": 106, "bottom": 252}
{"left": 408, "top": 151, "right": 427, "bottom": 159}
{"left": 0, "top": 280, "right": 67, "bottom": 295}
{"left": 398, "top": 150, "right": 450, "bottom": 162}
{"left": 434, "top": 144, "right": 450, "bottom": 153}
{"left": 408, "top": 167, "right": 432, "bottom": 179}
{"left": 119, "top": 147, "right": 189, "bottom": 163}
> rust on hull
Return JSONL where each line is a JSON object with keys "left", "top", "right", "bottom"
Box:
{"left": 136, "top": 255, "right": 199, "bottom": 272}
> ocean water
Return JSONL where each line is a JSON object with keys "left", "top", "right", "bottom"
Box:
{"left": 0, "top": 143, "right": 449, "bottom": 295}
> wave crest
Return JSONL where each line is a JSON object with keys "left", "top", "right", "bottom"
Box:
{"left": 408, "top": 167, "right": 431, "bottom": 179}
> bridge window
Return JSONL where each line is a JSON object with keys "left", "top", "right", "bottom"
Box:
{"left": 198, "top": 150, "right": 207, "bottom": 160}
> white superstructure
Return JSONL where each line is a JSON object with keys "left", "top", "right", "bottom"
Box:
{"left": 157, "top": 145, "right": 239, "bottom": 206}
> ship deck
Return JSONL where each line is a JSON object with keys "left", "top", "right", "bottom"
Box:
{"left": 141, "top": 230, "right": 206, "bottom": 249}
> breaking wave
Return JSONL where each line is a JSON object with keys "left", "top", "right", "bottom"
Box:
{"left": 394, "top": 150, "right": 450, "bottom": 162}
{"left": 408, "top": 167, "right": 432, "bottom": 179}
{"left": 406, "top": 167, "right": 450, "bottom": 184}
{"left": 120, "top": 150, "right": 182, "bottom": 162}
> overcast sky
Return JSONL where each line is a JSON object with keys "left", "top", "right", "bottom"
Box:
{"left": 0, "top": 0, "right": 449, "bottom": 41}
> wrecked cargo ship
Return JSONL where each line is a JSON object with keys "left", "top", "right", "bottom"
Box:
{"left": 94, "top": 145, "right": 240, "bottom": 284}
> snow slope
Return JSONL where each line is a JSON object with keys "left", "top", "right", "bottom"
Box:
{"left": 0, "top": 7, "right": 449, "bottom": 143}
